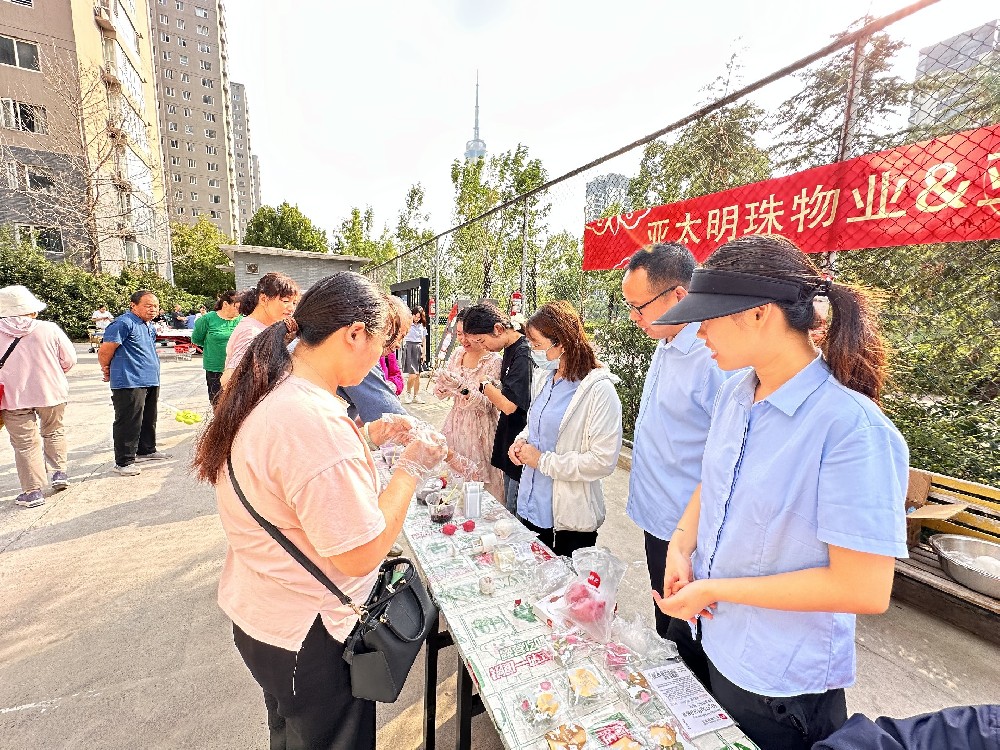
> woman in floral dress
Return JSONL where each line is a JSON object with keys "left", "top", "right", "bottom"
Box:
{"left": 434, "top": 314, "right": 504, "bottom": 501}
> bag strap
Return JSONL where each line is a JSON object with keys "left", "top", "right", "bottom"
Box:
{"left": 226, "top": 456, "right": 365, "bottom": 616}
{"left": 0, "top": 337, "right": 21, "bottom": 370}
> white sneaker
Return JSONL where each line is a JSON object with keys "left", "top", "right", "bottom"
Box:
{"left": 113, "top": 464, "right": 141, "bottom": 476}
{"left": 403, "top": 393, "right": 413, "bottom": 404}
{"left": 413, "top": 395, "right": 424, "bottom": 403}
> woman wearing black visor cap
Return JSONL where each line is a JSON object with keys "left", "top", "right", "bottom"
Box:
{"left": 651, "top": 234, "right": 908, "bottom": 750}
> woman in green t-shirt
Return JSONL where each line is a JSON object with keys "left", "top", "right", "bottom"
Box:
{"left": 192, "top": 290, "right": 242, "bottom": 405}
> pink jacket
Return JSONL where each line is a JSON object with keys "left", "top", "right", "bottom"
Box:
{"left": 0, "top": 317, "right": 77, "bottom": 409}
{"left": 380, "top": 352, "right": 404, "bottom": 395}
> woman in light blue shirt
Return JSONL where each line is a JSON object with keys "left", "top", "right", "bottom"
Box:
{"left": 653, "top": 235, "right": 908, "bottom": 750}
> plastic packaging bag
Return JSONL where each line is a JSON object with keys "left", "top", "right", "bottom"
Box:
{"left": 611, "top": 614, "right": 679, "bottom": 665}
{"left": 513, "top": 675, "right": 567, "bottom": 728}
{"left": 566, "top": 665, "right": 611, "bottom": 707}
{"left": 552, "top": 547, "right": 627, "bottom": 643}
{"left": 529, "top": 557, "right": 575, "bottom": 599}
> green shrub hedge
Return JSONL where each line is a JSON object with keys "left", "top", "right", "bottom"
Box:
{"left": 0, "top": 230, "right": 208, "bottom": 339}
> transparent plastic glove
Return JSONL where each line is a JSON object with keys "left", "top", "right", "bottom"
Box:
{"left": 434, "top": 369, "right": 464, "bottom": 397}
{"left": 367, "top": 413, "right": 418, "bottom": 446}
{"left": 445, "top": 451, "right": 481, "bottom": 480}
{"left": 394, "top": 429, "right": 448, "bottom": 479}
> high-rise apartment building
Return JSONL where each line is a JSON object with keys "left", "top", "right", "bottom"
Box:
{"left": 150, "top": 0, "right": 240, "bottom": 238}
{"left": 0, "top": 0, "right": 170, "bottom": 274}
{"left": 585, "top": 174, "right": 630, "bottom": 222}
{"left": 229, "top": 81, "right": 258, "bottom": 239}
{"left": 251, "top": 153, "right": 260, "bottom": 218}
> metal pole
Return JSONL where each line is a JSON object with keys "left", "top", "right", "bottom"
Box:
{"left": 434, "top": 238, "right": 441, "bottom": 366}
{"left": 520, "top": 200, "right": 528, "bottom": 301}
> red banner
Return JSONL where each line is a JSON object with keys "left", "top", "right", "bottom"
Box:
{"left": 583, "top": 124, "right": 1000, "bottom": 270}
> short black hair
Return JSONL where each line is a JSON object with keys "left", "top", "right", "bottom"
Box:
{"left": 626, "top": 243, "right": 696, "bottom": 289}
{"left": 130, "top": 289, "right": 155, "bottom": 305}
{"left": 462, "top": 303, "right": 509, "bottom": 335}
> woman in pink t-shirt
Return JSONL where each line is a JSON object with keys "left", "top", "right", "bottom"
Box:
{"left": 220, "top": 272, "right": 300, "bottom": 389}
{"left": 193, "top": 272, "right": 446, "bottom": 750}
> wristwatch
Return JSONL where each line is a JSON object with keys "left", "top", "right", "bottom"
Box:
{"left": 479, "top": 379, "right": 499, "bottom": 394}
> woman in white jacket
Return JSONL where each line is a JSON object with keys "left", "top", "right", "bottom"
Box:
{"left": 509, "top": 301, "right": 623, "bottom": 556}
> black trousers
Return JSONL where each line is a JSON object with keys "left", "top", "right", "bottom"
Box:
{"left": 518, "top": 517, "right": 598, "bottom": 558}
{"left": 232, "top": 617, "right": 375, "bottom": 750}
{"left": 666, "top": 618, "right": 847, "bottom": 749}
{"left": 206, "top": 370, "right": 223, "bottom": 405}
{"left": 644, "top": 531, "right": 684, "bottom": 639}
{"left": 111, "top": 386, "right": 158, "bottom": 466}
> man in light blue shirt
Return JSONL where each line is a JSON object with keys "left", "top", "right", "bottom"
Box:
{"left": 621, "top": 243, "right": 730, "bottom": 647}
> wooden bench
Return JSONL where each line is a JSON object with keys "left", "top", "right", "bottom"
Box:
{"left": 893, "top": 470, "right": 1000, "bottom": 644}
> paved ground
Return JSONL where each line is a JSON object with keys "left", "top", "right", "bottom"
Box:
{"left": 0, "top": 350, "right": 997, "bottom": 749}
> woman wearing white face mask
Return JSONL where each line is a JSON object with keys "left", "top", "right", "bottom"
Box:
{"left": 508, "top": 301, "right": 623, "bottom": 556}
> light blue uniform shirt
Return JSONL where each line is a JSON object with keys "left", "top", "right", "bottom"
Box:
{"left": 695, "top": 356, "right": 908, "bottom": 697}
{"left": 627, "top": 323, "right": 731, "bottom": 539}
{"left": 516, "top": 375, "right": 580, "bottom": 529}
{"left": 103, "top": 312, "right": 160, "bottom": 390}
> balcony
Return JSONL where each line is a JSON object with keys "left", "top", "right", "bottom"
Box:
{"left": 94, "top": 0, "right": 117, "bottom": 36}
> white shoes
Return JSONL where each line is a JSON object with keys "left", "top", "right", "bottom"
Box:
{"left": 113, "top": 464, "right": 141, "bottom": 476}
{"left": 413, "top": 394, "right": 424, "bottom": 403}
{"left": 403, "top": 393, "right": 413, "bottom": 404}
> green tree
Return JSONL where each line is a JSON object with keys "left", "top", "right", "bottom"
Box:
{"left": 170, "top": 216, "right": 235, "bottom": 297}
{"left": 394, "top": 183, "right": 436, "bottom": 284}
{"left": 448, "top": 145, "right": 550, "bottom": 303}
{"left": 331, "top": 206, "right": 394, "bottom": 262}
{"left": 768, "top": 19, "right": 910, "bottom": 171}
{"left": 244, "top": 202, "right": 329, "bottom": 252}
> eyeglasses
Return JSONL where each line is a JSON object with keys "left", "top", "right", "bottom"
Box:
{"left": 624, "top": 284, "right": 679, "bottom": 315}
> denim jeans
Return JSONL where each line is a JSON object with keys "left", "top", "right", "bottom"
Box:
{"left": 503, "top": 475, "right": 519, "bottom": 513}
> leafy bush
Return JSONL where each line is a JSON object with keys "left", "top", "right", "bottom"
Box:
{"left": 593, "top": 315, "right": 656, "bottom": 441}
{"left": 0, "top": 228, "right": 207, "bottom": 339}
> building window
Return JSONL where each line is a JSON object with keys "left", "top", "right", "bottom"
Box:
{"left": 197, "top": 42, "right": 211, "bottom": 53}
{"left": 210, "top": 210, "right": 220, "bottom": 218}
{"left": 175, "top": 206, "right": 185, "bottom": 215}
{"left": 166, "top": 104, "right": 176, "bottom": 114}
{"left": 180, "top": 72, "right": 190, "bottom": 82}
{"left": 204, "top": 128, "right": 216, "bottom": 138}
{"left": 184, "top": 124, "right": 193, "bottom": 134}
{"left": 159, "top": 14, "right": 169, "bottom": 23}
{"left": 208, "top": 178, "right": 220, "bottom": 187}
{"left": 202, "top": 94, "right": 213, "bottom": 105}
{"left": 162, "top": 50, "right": 171, "bottom": 61}
{"left": 207, "top": 162, "right": 218, "bottom": 171}
{"left": 189, "top": 175, "right": 197, "bottom": 184}
{"left": 175, "top": 1, "right": 183, "bottom": 9}
{"left": 172, "top": 173, "right": 181, "bottom": 183}
{"left": 168, "top": 121, "right": 177, "bottom": 131}
{"left": 165, "top": 86, "right": 175, "bottom": 96}
{"left": 211, "top": 195, "right": 221, "bottom": 204}
{"left": 181, "top": 90, "right": 191, "bottom": 100}
{"left": 179, "top": 54, "right": 188, "bottom": 65}
{"left": 168, "top": 138, "right": 178, "bottom": 148}
{"left": 204, "top": 145, "right": 217, "bottom": 155}
{"left": 195, "top": 6, "right": 208, "bottom": 17}
{"left": 236, "top": 142, "right": 243, "bottom": 150}
{"left": 0, "top": 36, "right": 39, "bottom": 71}
{"left": 196, "top": 25, "right": 209, "bottom": 36}
{"left": 25, "top": 168, "right": 53, "bottom": 192}
{"left": 176, "top": 19, "right": 185, "bottom": 29}
{"left": 174, "top": 190, "right": 182, "bottom": 200}
{"left": 203, "top": 112, "right": 215, "bottom": 122}
{"left": 200, "top": 60, "right": 211, "bottom": 71}
{"left": 169, "top": 155, "right": 180, "bottom": 165}
{"left": 159, "top": 31, "right": 170, "bottom": 43}
{"left": 1, "top": 99, "right": 48, "bottom": 134}
{"left": 239, "top": 190, "right": 245, "bottom": 196}
{"left": 201, "top": 77, "right": 213, "bottom": 88}
{"left": 16, "top": 225, "right": 63, "bottom": 255}
{"left": 163, "top": 68, "right": 174, "bottom": 79}
{"left": 186, "top": 142, "right": 195, "bottom": 152}
{"left": 177, "top": 37, "right": 187, "bottom": 47}
{"left": 187, "top": 158, "right": 196, "bottom": 167}
{"left": 183, "top": 106, "right": 191, "bottom": 117}
{"left": 190, "top": 192, "right": 198, "bottom": 201}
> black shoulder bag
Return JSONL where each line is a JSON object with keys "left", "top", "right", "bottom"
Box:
{"left": 226, "top": 457, "right": 438, "bottom": 703}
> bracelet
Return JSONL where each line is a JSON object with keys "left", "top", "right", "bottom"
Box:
{"left": 362, "top": 421, "right": 372, "bottom": 444}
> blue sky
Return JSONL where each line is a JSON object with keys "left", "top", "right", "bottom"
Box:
{"left": 223, "top": 0, "right": 994, "bottom": 243}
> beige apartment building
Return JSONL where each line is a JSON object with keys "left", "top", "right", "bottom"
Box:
{"left": 229, "top": 80, "right": 258, "bottom": 240}
{"left": 0, "top": 0, "right": 171, "bottom": 274}
{"left": 150, "top": 0, "right": 248, "bottom": 240}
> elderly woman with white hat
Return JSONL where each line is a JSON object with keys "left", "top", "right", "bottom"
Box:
{"left": 0, "top": 285, "right": 77, "bottom": 508}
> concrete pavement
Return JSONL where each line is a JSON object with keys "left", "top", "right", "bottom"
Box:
{"left": 0, "top": 354, "right": 996, "bottom": 749}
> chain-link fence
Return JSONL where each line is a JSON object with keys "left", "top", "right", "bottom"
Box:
{"left": 365, "top": 3, "right": 1000, "bottom": 486}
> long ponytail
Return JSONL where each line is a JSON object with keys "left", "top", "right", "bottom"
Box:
{"left": 704, "top": 235, "right": 887, "bottom": 403}
{"left": 193, "top": 271, "right": 389, "bottom": 483}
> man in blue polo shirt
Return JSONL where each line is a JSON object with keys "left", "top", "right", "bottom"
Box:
{"left": 622, "top": 243, "right": 732, "bottom": 668}
{"left": 99, "top": 290, "right": 172, "bottom": 476}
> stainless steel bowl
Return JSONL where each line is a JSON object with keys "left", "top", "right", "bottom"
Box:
{"left": 929, "top": 534, "right": 1000, "bottom": 599}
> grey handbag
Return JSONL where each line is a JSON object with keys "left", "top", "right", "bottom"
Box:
{"left": 226, "top": 457, "right": 438, "bottom": 702}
